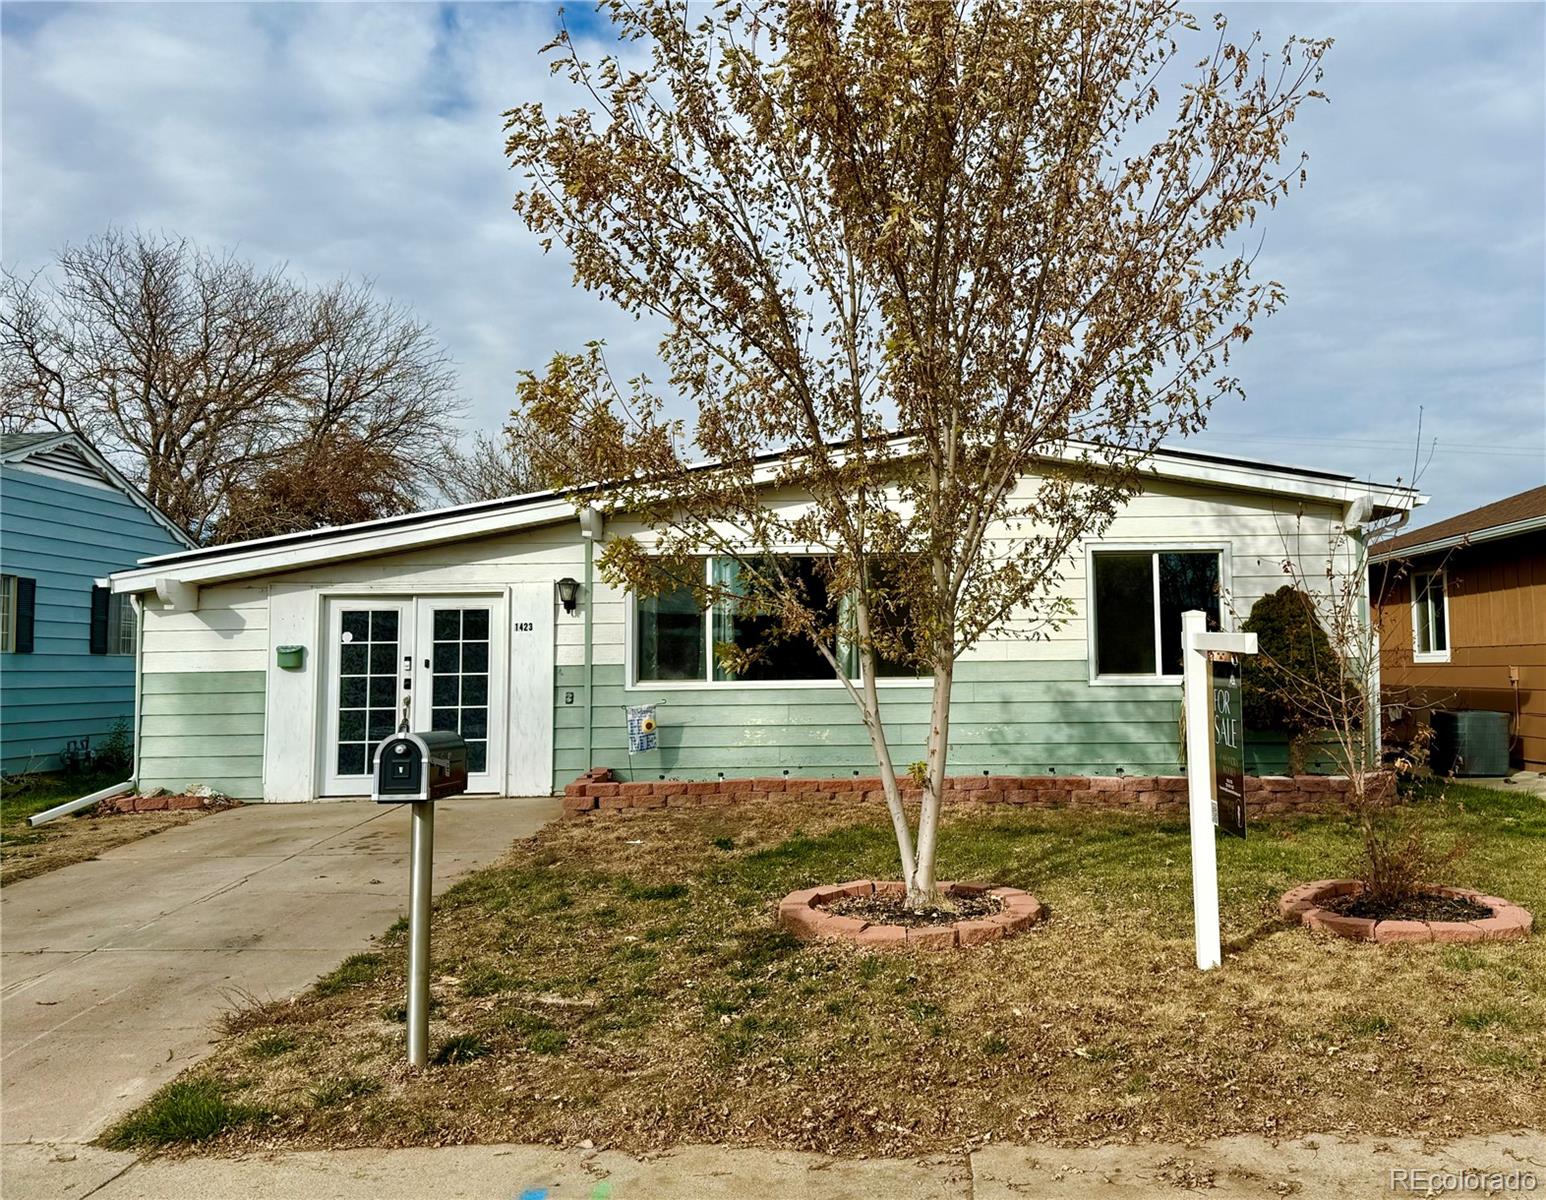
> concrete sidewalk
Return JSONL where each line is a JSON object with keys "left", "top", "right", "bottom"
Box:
{"left": 5, "top": 1131, "right": 1542, "bottom": 1199}
{"left": 1, "top": 796, "right": 558, "bottom": 1174}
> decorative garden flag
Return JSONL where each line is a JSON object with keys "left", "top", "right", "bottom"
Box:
{"left": 626, "top": 705, "right": 658, "bottom": 754}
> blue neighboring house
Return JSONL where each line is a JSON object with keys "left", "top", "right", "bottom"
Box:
{"left": 1, "top": 431, "right": 193, "bottom": 775}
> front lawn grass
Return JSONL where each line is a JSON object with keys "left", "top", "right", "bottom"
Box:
{"left": 113, "top": 782, "right": 1544, "bottom": 1155}
{"left": 0, "top": 771, "right": 206, "bottom": 885}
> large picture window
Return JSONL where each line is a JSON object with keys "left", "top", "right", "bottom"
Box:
{"left": 632, "top": 557, "right": 927, "bottom": 685}
{"left": 1411, "top": 570, "right": 1449, "bottom": 662}
{"left": 1092, "top": 549, "right": 1222, "bottom": 678}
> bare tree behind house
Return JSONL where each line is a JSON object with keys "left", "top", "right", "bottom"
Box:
{"left": 437, "top": 431, "right": 546, "bottom": 505}
{"left": 1, "top": 229, "right": 462, "bottom": 542}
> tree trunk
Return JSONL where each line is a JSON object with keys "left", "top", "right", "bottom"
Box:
{"left": 909, "top": 658, "right": 955, "bottom": 908}
{"left": 852, "top": 598, "right": 918, "bottom": 891}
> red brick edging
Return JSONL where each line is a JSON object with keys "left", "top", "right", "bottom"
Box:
{"left": 1279, "top": 879, "right": 1533, "bottom": 944}
{"left": 95, "top": 793, "right": 239, "bottom": 814}
{"left": 563, "top": 770, "right": 1392, "bottom": 818}
{"left": 777, "top": 880, "right": 1046, "bottom": 950}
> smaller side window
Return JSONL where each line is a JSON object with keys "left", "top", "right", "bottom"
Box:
{"left": 1412, "top": 570, "right": 1449, "bottom": 660}
{"left": 0, "top": 575, "right": 15, "bottom": 653}
{"left": 89, "top": 587, "right": 136, "bottom": 656}
{"left": 110, "top": 592, "right": 137, "bottom": 656}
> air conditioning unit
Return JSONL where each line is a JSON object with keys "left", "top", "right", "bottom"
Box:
{"left": 1431, "top": 710, "right": 1511, "bottom": 778}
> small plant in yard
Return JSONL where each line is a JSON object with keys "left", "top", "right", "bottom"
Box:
{"left": 248, "top": 1032, "right": 299, "bottom": 1059}
{"left": 314, "top": 952, "right": 385, "bottom": 997}
{"left": 102, "top": 1079, "right": 266, "bottom": 1149}
{"left": 93, "top": 719, "right": 134, "bottom": 776}
{"left": 432, "top": 1033, "right": 490, "bottom": 1066}
{"left": 309, "top": 1075, "right": 382, "bottom": 1108}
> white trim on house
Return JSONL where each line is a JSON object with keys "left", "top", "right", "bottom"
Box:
{"left": 109, "top": 442, "right": 1423, "bottom": 599}
{"left": 1, "top": 432, "right": 196, "bottom": 549}
{"left": 1409, "top": 568, "right": 1452, "bottom": 664}
{"left": 112, "top": 495, "right": 576, "bottom": 598}
{"left": 1084, "top": 540, "right": 1233, "bottom": 687}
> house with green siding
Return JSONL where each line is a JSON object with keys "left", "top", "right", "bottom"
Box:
{"left": 104, "top": 446, "right": 1420, "bottom": 802}
{"left": 1, "top": 432, "right": 193, "bottom": 775}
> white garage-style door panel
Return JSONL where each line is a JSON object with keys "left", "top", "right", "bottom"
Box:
{"left": 506, "top": 581, "right": 555, "bottom": 797}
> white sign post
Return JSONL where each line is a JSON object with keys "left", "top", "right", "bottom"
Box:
{"left": 1181, "top": 609, "right": 1258, "bottom": 970}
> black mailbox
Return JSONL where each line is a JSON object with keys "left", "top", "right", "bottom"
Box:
{"left": 372, "top": 731, "right": 469, "bottom": 803}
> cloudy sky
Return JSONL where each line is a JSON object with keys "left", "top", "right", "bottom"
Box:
{"left": 4, "top": 1, "right": 1542, "bottom": 525}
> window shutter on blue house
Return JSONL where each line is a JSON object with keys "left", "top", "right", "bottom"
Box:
{"left": 14, "top": 577, "right": 36, "bottom": 654}
{"left": 89, "top": 585, "right": 110, "bottom": 655}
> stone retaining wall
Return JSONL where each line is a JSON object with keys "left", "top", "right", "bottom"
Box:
{"left": 562, "top": 770, "right": 1394, "bottom": 817}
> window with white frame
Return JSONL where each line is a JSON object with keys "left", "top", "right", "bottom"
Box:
{"left": 108, "top": 591, "right": 136, "bottom": 656}
{"left": 633, "top": 556, "right": 928, "bottom": 685}
{"left": 1411, "top": 570, "right": 1449, "bottom": 661}
{"left": 0, "top": 575, "right": 15, "bottom": 653}
{"left": 1091, "top": 549, "right": 1222, "bottom": 678}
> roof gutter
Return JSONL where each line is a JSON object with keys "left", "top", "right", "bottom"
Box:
{"left": 1370, "top": 513, "right": 1546, "bottom": 563}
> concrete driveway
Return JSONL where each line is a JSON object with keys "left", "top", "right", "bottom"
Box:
{"left": 1, "top": 797, "right": 558, "bottom": 1159}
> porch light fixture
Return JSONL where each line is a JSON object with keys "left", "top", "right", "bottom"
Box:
{"left": 556, "top": 577, "right": 580, "bottom": 614}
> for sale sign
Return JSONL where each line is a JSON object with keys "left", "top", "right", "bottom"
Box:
{"left": 1210, "top": 656, "right": 1246, "bottom": 839}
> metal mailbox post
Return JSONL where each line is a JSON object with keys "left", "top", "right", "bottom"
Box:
{"left": 372, "top": 730, "right": 469, "bottom": 1066}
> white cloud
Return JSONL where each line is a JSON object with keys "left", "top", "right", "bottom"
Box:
{"left": 2, "top": 0, "right": 1541, "bottom": 523}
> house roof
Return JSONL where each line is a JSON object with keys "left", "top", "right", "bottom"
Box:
{"left": 0, "top": 431, "right": 66, "bottom": 454}
{"left": 1371, "top": 484, "right": 1546, "bottom": 561}
{"left": 108, "top": 439, "right": 1423, "bottom": 595}
{"left": 1, "top": 430, "right": 196, "bottom": 548}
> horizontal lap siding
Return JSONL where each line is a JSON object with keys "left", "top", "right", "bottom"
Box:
{"left": 138, "top": 585, "right": 271, "bottom": 798}
{"left": 1379, "top": 537, "right": 1546, "bottom": 768}
{"left": 555, "top": 661, "right": 1188, "bottom": 789}
{"left": 1, "top": 466, "right": 186, "bottom": 772}
{"left": 556, "top": 484, "right": 1350, "bottom": 790}
{"left": 137, "top": 670, "right": 266, "bottom": 798}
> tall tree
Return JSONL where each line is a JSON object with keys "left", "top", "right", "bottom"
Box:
{"left": 437, "top": 429, "right": 572, "bottom": 505}
{"left": 1, "top": 229, "right": 461, "bottom": 542}
{"left": 508, "top": 0, "right": 1328, "bottom": 904}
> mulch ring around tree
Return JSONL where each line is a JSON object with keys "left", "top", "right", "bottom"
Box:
{"left": 1279, "top": 878, "right": 1533, "bottom": 945}
{"left": 778, "top": 879, "right": 1046, "bottom": 949}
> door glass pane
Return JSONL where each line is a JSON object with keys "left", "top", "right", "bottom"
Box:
{"left": 1093, "top": 554, "right": 1156, "bottom": 675}
{"left": 336, "top": 608, "right": 400, "bottom": 778}
{"left": 428, "top": 606, "right": 491, "bottom": 778}
{"left": 1158, "top": 552, "right": 1221, "bottom": 675}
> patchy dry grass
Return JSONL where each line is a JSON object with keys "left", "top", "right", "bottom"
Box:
{"left": 111, "top": 783, "right": 1544, "bottom": 1156}
{"left": 0, "top": 772, "right": 205, "bottom": 885}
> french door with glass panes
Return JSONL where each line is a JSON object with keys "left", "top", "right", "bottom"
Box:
{"left": 322, "top": 597, "right": 505, "bottom": 795}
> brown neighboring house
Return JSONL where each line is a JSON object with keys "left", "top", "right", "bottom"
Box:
{"left": 1371, "top": 484, "right": 1546, "bottom": 771}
